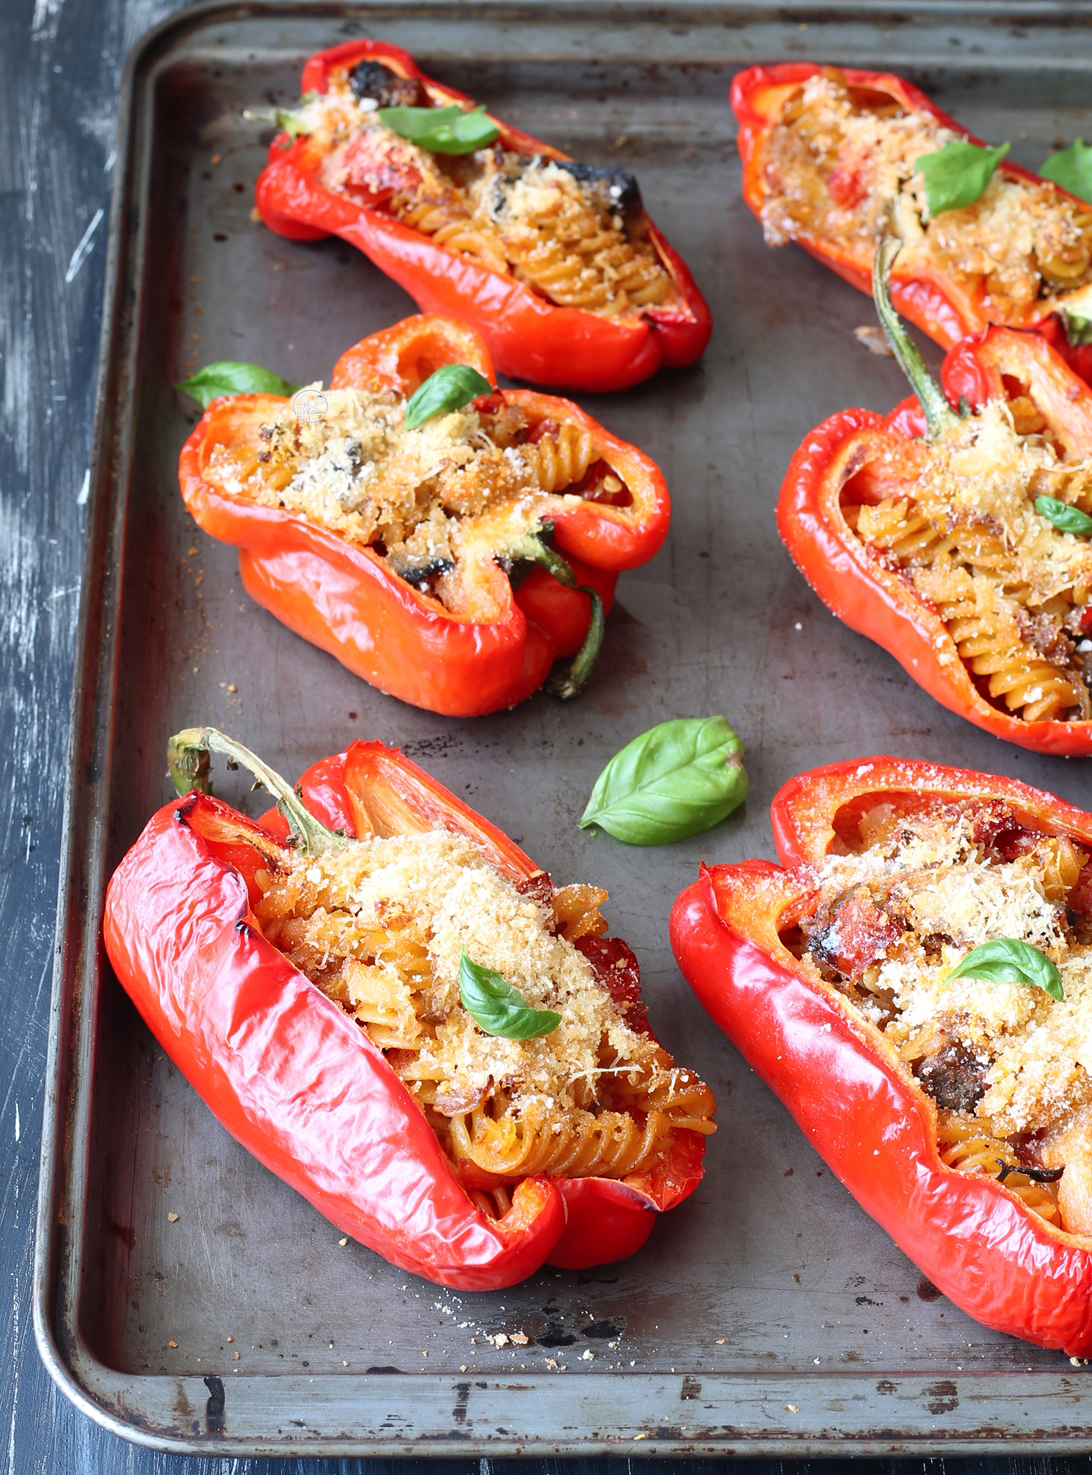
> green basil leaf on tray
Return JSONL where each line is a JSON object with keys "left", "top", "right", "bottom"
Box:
{"left": 405, "top": 364, "right": 494, "bottom": 430}
{"left": 176, "top": 362, "right": 301, "bottom": 410}
{"left": 378, "top": 103, "right": 499, "bottom": 155}
{"left": 1040, "top": 138, "right": 1092, "bottom": 205}
{"left": 1035, "top": 495, "right": 1092, "bottom": 537}
{"left": 916, "top": 139, "right": 1010, "bottom": 216}
{"left": 945, "top": 939, "right": 1063, "bottom": 1002}
{"left": 579, "top": 716, "right": 748, "bottom": 846}
{"left": 459, "top": 951, "right": 561, "bottom": 1040}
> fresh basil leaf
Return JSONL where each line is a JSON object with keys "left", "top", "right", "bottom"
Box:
{"left": 404, "top": 364, "right": 493, "bottom": 430}
{"left": 916, "top": 139, "right": 1010, "bottom": 216}
{"left": 275, "top": 93, "right": 320, "bottom": 139}
{"left": 1041, "top": 139, "right": 1092, "bottom": 205}
{"left": 458, "top": 951, "right": 561, "bottom": 1040}
{"left": 579, "top": 716, "right": 748, "bottom": 846}
{"left": 945, "top": 939, "right": 1063, "bottom": 1002}
{"left": 176, "top": 362, "right": 300, "bottom": 410}
{"left": 378, "top": 103, "right": 499, "bottom": 155}
{"left": 1061, "top": 309, "right": 1092, "bottom": 349}
{"left": 1035, "top": 495, "right": 1092, "bottom": 537}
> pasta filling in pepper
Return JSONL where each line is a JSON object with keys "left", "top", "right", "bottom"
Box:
{"left": 203, "top": 383, "right": 630, "bottom": 610}
{"left": 780, "top": 794, "right": 1092, "bottom": 1234}
{"left": 756, "top": 69, "right": 1092, "bottom": 323}
{"left": 281, "top": 60, "right": 678, "bottom": 320}
{"left": 841, "top": 396, "right": 1092, "bottom": 723}
{"left": 235, "top": 823, "right": 714, "bottom": 1216}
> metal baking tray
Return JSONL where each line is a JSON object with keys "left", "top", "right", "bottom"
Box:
{"left": 34, "top": 0, "right": 1092, "bottom": 1456}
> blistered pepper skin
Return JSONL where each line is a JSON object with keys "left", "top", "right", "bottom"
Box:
{"left": 255, "top": 41, "right": 711, "bottom": 391}
{"left": 732, "top": 63, "right": 1092, "bottom": 385}
{"left": 778, "top": 326, "right": 1092, "bottom": 754}
{"left": 104, "top": 741, "right": 706, "bottom": 1287}
{"left": 671, "top": 757, "right": 1092, "bottom": 1355}
{"left": 177, "top": 315, "right": 670, "bottom": 717}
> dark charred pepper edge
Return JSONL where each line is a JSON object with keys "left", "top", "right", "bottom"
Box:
{"left": 730, "top": 63, "right": 1092, "bottom": 389}
{"left": 252, "top": 40, "right": 711, "bottom": 392}
{"left": 670, "top": 755, "right": 1092, "bottom": 1356}
{"left": 776, "top": 304, "right": 1092, "bottom": 754}
{"left": 103, "top": 733, "right": 709, "bottom": 1288}
{"left": 176, "top": 313, "right": 671, "bottom": 718}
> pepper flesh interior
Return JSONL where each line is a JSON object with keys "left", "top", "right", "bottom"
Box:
{"left": 757, "top": 69, "right": 1092, "bottom": 322}
{"left": 204, "top": 385, "right": 629, "bottom": 613}
{"left": 840, "top": 396, "right": 1092, "bottom": 723}
{"left": 778, "top": 793, "right": 1092, "bottom": 1232}
{"left": 287, "top": 61, "right": 677, "bottom": 321}
{"left": 219, "top": 819, "right": 714, "bottom": 1214}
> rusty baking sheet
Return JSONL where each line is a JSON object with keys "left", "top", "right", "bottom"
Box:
{"left": 34, "top": 0, "right": 1092, "bottom": 1455}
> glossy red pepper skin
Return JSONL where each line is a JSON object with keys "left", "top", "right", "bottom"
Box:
{"left": 731, "top": 64, "right": 1092, "bottom": 383}
{"left": 778, "top": 325, "right": 1092, "bottom": 755}
{"left": 104, "top": 740, "right": 706, "bottom": 1288}
{"left": 256, "top": 41, "right": 711, "bottom": 391}
{"left": 671, "top": 756, "right": 1092, "bottom": 1356}
{"left": 178, "top": 314, "right": 670, "bottom": 717}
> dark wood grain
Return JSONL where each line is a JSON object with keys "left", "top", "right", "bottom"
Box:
{"left": 3, "top": 0, "right": 1088, "bottom": 1466}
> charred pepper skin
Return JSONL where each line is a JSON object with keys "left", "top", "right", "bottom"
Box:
{"left": 731, "top": 64, "right": 1092, "bottom": 386}
{"left": 177, "top": 314, "right": 671, "bottom": 717}
{"left": 670, "top": 756, "right": 1092, "bottom": 1357}
{"left": 255, "top": 41, "right": 711, "bottom": 392}
{"left": 778, "top": 325, "right": 1092, "bottom": 755}
{"left": 103, "top": 740, "right": 707, "bottom": 1289}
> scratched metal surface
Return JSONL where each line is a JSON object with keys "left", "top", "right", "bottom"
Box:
{"left": 23, "top": 0, "right": 1092, "bottom": 1463}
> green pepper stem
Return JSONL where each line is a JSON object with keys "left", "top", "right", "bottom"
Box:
{"left": 509, "top": 527, "right": 605, "bottom": 699}
{"left": 167, "top": 727, "right": 347, "bottom": 856}
{"left": 872, "top": 237, "right": 960, "bottom": 440}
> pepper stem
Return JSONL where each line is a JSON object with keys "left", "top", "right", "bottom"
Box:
{"left": 167, "top": 727, "right": 347, "bottom": 856}
{"left": 510, "top": 527, "right": 606, "bottom": 701}
{"left": 872, "top": 237, "right": 960, "bottom": 440}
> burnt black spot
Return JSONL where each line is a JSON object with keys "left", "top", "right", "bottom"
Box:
{"left": 555, "top": 160, "right": 643, "bottom": 220}
{"left": 582, "top": 1319, "right": 623, "bottom": 1340}
{"left": 203, "top": 1376, "right": 225, "bottom": 1433}
{"left": 395, "top": 557, "right": 454, "bottom": 591}
{"left": 876, "top": 1378, "right": 897, "bottom": 1395}
{"left": 925, "top": 1379, "right": 958, "bottom": 1415}
{"left": 680, "top": 1376, "right": 701, "bottom": 1400}
{"left": 914, "top": 1042, "right": 986, "bottom": 1114}
{"left": 365, "top": 1365, "right": 402, "bottom": 1374}
{"left": 916, "top": 1278, "right": 943, "bottom": 1302}
{"left": 349, "top": 60, "right": 422, "bottom": 108}
{"left": 452, "top": 1381, "right": 471, "bottom": 1423}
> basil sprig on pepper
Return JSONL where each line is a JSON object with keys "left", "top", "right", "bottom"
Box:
{"left": 459, "top": 951, "right": 561, "bottom": 1040}
{"left": 1041, "top": 139, "right": 1092, "bottom": 205}
{"left": 177, "top": 362, "right": 302, "bottom": 410}
{"left": 945, "top": 939, "right": 1064, "bottom": 1002}
{"left": 405, "top": 364, "right": 493, "bottom": 430}
{"left": 580, "top": 717, "right": 748, "bottom": 846}
{"left": 379, "top": 103, "right": 499, "bottom": 155}
{"left": 916, "top": 139, "right": 1010, "bottom": 217}
{"left": 1034, "top": 496, "right": 1092, "bottom": 537}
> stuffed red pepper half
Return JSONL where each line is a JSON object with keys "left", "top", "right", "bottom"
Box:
{"left": 732, "top": 63, "right": 1092, "bottom": 383}
{"left": 255, "top": 41, "right": 710, "bottom": 391}
{"left": 178, "top": 314, "right": 670, "bottom": 717}
{"left": 779, "top": 240, "right": 1092, "bottom": 755}
{"left": 103, "top": 729, "right": 714, "bottom": 1290}
{"left": 672, "top": 755, "right": 1092, "bottom": 1355}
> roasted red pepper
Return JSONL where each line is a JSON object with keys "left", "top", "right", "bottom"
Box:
{"left": 779, "top": 245, "right": 1092, "bottom": 755}
{"left": 178, "top": 313, "right": 670, "bottom": 717}
{"left": 671, "top": 756, "right": 1092, "bottom": 1356}
{"left": 103, "top": 731, "right": 710, "bottom": 1290}
{"left": 255, "top": 41, "right": 710, "bottom": 391}
{"left": 732, "top": 63, "right": 1092, "bottom": 384}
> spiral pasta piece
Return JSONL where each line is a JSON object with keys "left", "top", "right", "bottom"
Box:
{"left": 519, "top": 424, "right": 597, "bottom": 495}
{"left": 937, "top": 1113, "right": 1060, "bottom": 1224}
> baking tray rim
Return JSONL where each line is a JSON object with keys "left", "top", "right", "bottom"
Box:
{"left": 31, "top": 0, "right": 1092, "bottom": 1454}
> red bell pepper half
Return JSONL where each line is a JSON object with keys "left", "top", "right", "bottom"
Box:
{"left": 731, "top": 63, "right": 1092, "bottom": 385}
{"left": 671, "top": 755, "right": 1092, "bottom": 1356}
{"left": 255, "top": 41, "right": 710, "bottom": 391}
{"left": 178, "top": 313, "right": 671, "bottom": 717}
{"left": 103, "top": 730, "right": 709, "bottom": 1290}
{"left": 779, "top": 243, "right": 1092, "bottom": 755}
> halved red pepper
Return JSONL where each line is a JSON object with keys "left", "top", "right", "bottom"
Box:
{"left": 255, "top": 41, "right": 711, "bottom": 391}
{"left": 178, "top": 313, "right": 670, "bottom": 717}
{"left": 732, "top": 64, "right": 1092, "bottom": 385}
{"left": 779, "top": 273, "right": 1092, "bottom": 754}
{"left": 671, "top": 755, "right": 1092, "bottom": 1356}
{"left": 103, "top": 732, "right": 709, "bottom": 1290}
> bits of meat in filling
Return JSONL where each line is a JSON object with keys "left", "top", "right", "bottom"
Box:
{"left": 757, "top": 70, "right": 1092, "bottom": 319}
